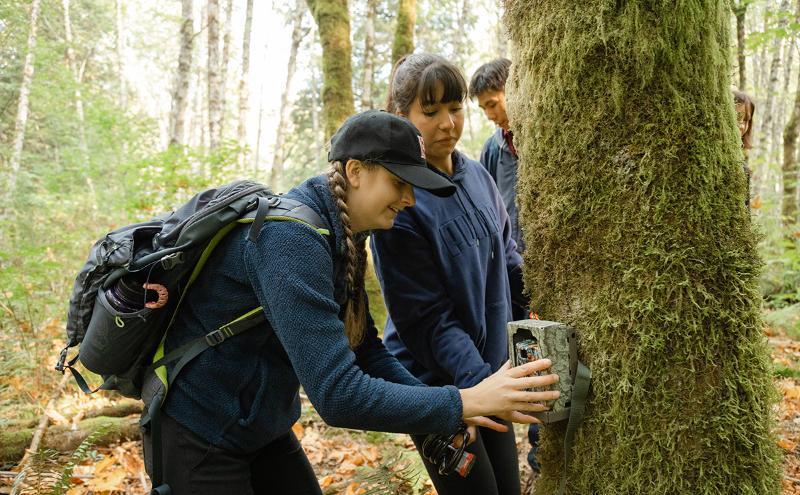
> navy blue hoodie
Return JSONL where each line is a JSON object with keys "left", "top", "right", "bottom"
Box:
{"left": 371, "top": 151, "right": 525, "bottom": 389}
{"left": 162, "top": 175, "right": 463, "bottom": 453}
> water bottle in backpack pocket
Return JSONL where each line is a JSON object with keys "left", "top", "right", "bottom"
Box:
{"left": 80, "top": 277, "right": 171, "bottom": 376}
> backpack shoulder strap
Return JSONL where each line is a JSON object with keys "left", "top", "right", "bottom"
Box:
{"left": 246, "top": 196, "right": 330, "bottom": 243}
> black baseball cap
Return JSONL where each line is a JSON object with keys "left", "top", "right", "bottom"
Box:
{"left": 328, "top": 110, "right": 456, "bottom": 197}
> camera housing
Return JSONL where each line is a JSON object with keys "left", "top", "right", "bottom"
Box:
{"left": 507, "top": 319, "right": 578, "bottom": 423}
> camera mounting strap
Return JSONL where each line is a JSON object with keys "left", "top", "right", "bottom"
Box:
{"left": 558, "top": 360, "right": 591, "bottom": 495}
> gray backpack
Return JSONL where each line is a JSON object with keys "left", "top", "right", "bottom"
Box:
{"left": 56, "top": 179, "right": 329, "bottom": 398}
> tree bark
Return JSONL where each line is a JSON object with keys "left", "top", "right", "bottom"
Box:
{"left": 207, "top": 0, "right": 222, "bottom": 149}
{"left": 306, "top": 0, "right": 355, "bottom": 139}
{"left": 455, "top": 0, "right": 474, "bottom": 143}
{"left": 360, "top": 0, "right": 376, "bottom": 110}
{"left": 254, "top": 46, "right": 267, "bottom": 175}
{"left": 1, "top": 416, "right": 140, "bottom": 465}
{"left": 219, "top": 0, "right": 233, "bottom": 137}
{"left": 237, "top": 0, "right": 254, "bottom": 168}
{"left": 732, "top": 0, "right": 747, "bottom": 90}
{"left": 505, "top": 1, "right": 781, "bottom": 493}
{"left": 5, "top": 0, "right": 42, "bottom": 206}
{"left": 169, "top": 0, "right": 194, "bottom": 147}
{"left": 782, "top": 0, "right": 800, "bottom": 235}
{"left": 391, "top": 0, "right": 416, "bottom": 65}
{"left": 758, "top": 0, "right": 790, "bottom": 147}
{"left": 271, "top": 0, "right": 307, "bottom": 186}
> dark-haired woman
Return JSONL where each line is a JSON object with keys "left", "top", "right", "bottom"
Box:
{"left": 371, "top": 54, "right": 529, "bottom": 495}
{"left": 149, "top": 110, "right": 558, "bottom": 494}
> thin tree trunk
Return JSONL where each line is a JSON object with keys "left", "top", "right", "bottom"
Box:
{"left": 456, "top": 0, "right": 473, "bottom": 143}
{"left": 237, "top": 0, "right": 254, "bottom": 168}
{"left": 271, "top": 0, "right": 306, "bottom": 185}
{"left": 207, "top": 0, "right": 222, "bottom": 149}
{"left": 758, "top": 0, "right": 789, "bottom": 144}
{"left": 506, "top": 1, "right": 781, "bottom": 493}
{"left": 391, "top": 0, "right": 415, "bottom": 65}
{"left": 190, "top": 67, "right": 203, "bottom": 148}
{"left": 306, "top": 0, "right": 355, "bottom": 138}
{"left": 360, "top": 0, "right": 376, "bottom": 110}
{"left": 220, "top": 0, "right": 233, "bottom": 138}
{"left": 62, "top": 0, "right": 97, "bottom": 212}
{"left": 62, "top": 0, "right": 88, "bottom": 165}
{"left": 254, "top": 45, "right": 268, "bottom": 176}
{"left": 169, "top": 0, "right": 194, "bottom": 147}
{"left": 756, "top": 0, "right": 790, "bottom": 204}
{"left": 115, "top": 0, "right": 126, "bottom": 108}
{"left": 5, "top": 0, "right": 42, "bottom": 205}
{"left": 783, "top": 71, "right": 800, "bottom": 233}
{"left": 733, "top": 1, "right": 747, "bottom": 90}
{"left": 782, "top": 0, "right": 800, "bottom": 235}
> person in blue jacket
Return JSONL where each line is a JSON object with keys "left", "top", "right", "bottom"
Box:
{"left": 470, "top": 57, "right": 540, "bottom": 474}
{"left": 371, "top": 54, "right": 529, "bottom": 495}
{"left": 151, "top": 110, "right": 559, "bottom": 495}
{"left": 470, "top": 58, "right": 524, "bottom": 255}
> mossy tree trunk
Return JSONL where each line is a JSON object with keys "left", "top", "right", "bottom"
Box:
{"left": 391, "top": 0, "right": 416, "bottom": 65}
{"left": 306, "top": 0, "right": 354, "bottom": 139}
{"left": 505, "top": 1, "right": 781, "bottom": 494}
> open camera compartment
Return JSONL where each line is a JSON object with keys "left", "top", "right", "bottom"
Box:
{"left": 507, "top": 319, "right": 578, "bottom": 423}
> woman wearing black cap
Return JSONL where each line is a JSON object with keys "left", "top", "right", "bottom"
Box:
{"left": 148, "top": 110, "right": 558, "bottom": 494}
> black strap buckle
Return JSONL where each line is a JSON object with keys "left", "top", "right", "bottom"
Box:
{"left": 55, "top": 346, "right": 69, "bottom": 372}
{"left": 205, "top": 325, "right": 234, "bottom": 347}
{"left": 160, "top": 252, "right": 185, "bottom": 270}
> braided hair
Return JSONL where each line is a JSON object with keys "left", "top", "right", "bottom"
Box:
{"left": 327, "top": 160, "right": 368, "bottom": 348}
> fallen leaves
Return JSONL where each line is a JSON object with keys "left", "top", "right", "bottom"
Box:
{"left": 65, "top": 441, "right": 148, "bottom": 495}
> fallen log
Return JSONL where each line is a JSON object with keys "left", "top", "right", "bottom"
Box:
{"left": 1, "top": 415, "right": 140, "bottom": 465}
{"left": 4, "top": 399, "right": 143, "bottom": 432}
{"left": 83, "top": 399, "right": 142, "bottom": 420}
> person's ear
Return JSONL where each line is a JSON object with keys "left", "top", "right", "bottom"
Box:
{"left": 345, "top": 159, "right": 363, "bottom": 188}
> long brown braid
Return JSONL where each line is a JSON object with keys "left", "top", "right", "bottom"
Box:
{"left": 327, "top": 160, "right": 368, "bottom": 348}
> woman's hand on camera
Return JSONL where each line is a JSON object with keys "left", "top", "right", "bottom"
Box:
{"left": 459, "top": 359, "right": 560, "bottom": 423}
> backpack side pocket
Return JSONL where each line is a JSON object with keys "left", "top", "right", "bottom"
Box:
{"left": 80, "top": 288, "right": 159, "bottom": 375}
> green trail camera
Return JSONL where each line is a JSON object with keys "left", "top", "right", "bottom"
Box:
{"left": 507, "top": 319, "right": 585, "bottom": 424}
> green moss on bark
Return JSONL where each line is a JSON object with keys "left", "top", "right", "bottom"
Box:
{"left": 306, "top": 0, "right": 355, "bottom": 138}
{"left": 504, "top": 1, "right": 781, "bottom": 493}
{"left": 391, "top": 0, "right": 416, "bottom": 65}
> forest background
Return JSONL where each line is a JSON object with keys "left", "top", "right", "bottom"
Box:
{"left": 2, "top": 0, "right": 800, "bottom": 493}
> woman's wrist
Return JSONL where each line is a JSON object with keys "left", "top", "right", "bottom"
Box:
{"left": 459, "top": 386, "right": 481, "bottom": 419}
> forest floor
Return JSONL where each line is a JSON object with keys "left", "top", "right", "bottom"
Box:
{"left": 2, "top": 324, "right": 800, "bottom": 495}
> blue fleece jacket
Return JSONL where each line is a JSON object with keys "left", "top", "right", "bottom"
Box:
{"left": 480, "top": 128, "right": 524, "bottom": 253}
{"left": 370, "top": 151, "right": 526, "bottom": 389}
{"left": 162, "top": 176, "right": 463, "bottom": 454}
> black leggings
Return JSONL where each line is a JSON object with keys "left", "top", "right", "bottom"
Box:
{"left": 411, "top": 422, "right": 520, "bottom": 495}
{"left": 144, "top": 413, "right": 322, "bottom": 495}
